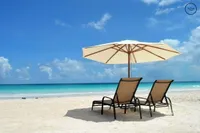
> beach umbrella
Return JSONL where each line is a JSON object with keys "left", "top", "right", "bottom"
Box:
{"left": 82, "top": 40, "right": 180, "bottom": 78}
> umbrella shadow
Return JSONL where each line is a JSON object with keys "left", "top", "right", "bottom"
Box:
{"left": 64, "top": 107, "right": 166, "bottom": 122}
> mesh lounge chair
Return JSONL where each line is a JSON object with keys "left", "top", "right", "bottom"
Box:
{"left": 91, "top": 77, "right": 143, "bottom": 119}
{"left": 135, "top": 80, "right": 174, "bottom": 117}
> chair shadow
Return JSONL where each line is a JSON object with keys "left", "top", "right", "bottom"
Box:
{"left": 64, "top": 107, "right": 166, "bottom": 122}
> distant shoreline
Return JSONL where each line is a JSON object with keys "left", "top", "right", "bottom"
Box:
{"left": 1, "top": 80, "right": 200, "bottom": 85}
{"left": 1, "top": 81, "right": 200, "bottom": 99}
{"left": 0, "top": 88, "right": 200, "bottom": 100}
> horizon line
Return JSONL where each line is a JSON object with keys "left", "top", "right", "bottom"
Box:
{"left": 0, "top": 80, "right": 199, "bottom": 85}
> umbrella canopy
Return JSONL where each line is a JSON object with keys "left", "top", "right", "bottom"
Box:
{"left": 82, "top": 40, "right": 180, "bottom": 77}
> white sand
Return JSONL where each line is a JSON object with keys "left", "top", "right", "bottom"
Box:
{"left": 0, "top": 90, "right": 200, "bottom": 133}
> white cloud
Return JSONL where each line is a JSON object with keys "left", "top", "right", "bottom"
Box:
{"left": 55, "top": 19, "right": 71, "bottom": 27}
{"left": 94, "top": 66, "right": 127, "bottom": 78}
{"left": 179, "top": 26, "right": 200, "bottom": 54}
{"left": 86, "top": 13, "right": 112, "bottom": 30}
{"left": 16, "top": 66, "right": 30, "bottom": 80}
{"left": 158, "top": 0, "right": 182, "bottom": 6}
{"left": 160, "top": 39, "right": 180, "bottom": 47}
{"left": 155, "top": 8, "right": 175, "bottom": 15}
{"left": 141, "top": 0, "right": 158, "bottom": 4}
{"left": 95, "top": 65, "right": 138, "bottom": 79}
{"left": 178, "top": 26, "right": 200, "bottom": 64}
{"left": 39, "top": 58, "right": 86, "bottom": 80}
{"left": 155, "top": 26, "right": 200, "bottom": 65}
{"left": 141, "top": 0, "right": 182, "bottom": 6}
{"left": 105, "top": 66, "right": 128, "bottom": 78}
{"left": 155, "top": 4, "right": 185, "bottom": 15}
{"left": 52, "top": 58, "right": 85, "bottom": 73}
{"left": 0, "top": 57, "right": 12, "bottom": 78}
{"left": 39, "top": 65, "right": 53, "bottom": 79}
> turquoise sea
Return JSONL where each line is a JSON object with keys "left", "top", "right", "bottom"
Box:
{"left": 0, "top": 81, "right": 200, "bottom": 99}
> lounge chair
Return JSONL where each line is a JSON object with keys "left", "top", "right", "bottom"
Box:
{"left": 135, "top": 80, "right": 174, "bottom": 117}
{"left": 91, "top": 77, "right": 143, "bottom": 119}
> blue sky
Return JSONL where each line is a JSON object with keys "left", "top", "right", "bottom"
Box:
{"left": 0, "top": 0, "right": 200, "bottom": 84}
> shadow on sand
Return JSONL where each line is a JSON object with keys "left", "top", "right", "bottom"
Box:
{"left": 65, "top": 107, "right": 166, "bottom": 122}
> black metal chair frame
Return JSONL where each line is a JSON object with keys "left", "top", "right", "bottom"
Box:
{"left": 91, "top": 78, "right": 143, "bottom": 119}
{"left": 135, "top": 80, "right": 174, "bottom": 117}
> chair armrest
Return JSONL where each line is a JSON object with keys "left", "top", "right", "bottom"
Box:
{"left": 102, "top": 96, "right": 113, "bottom": 102}
{"left": 165, "top": 96, "right": 172, "bottom": 102}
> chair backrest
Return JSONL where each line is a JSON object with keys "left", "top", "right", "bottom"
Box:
{"left": 113, "top": 77, "right": 142, "bottom": 104}
{"left": 147, "top": 80, "right": 173, "bottom": 103}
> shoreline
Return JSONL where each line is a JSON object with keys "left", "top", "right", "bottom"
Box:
{"left": 1, "top": 88, "right": 200, "bottom": 100}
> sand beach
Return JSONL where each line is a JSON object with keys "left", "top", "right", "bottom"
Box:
{"left": 0, "top": 90, "right": 200, "bottom": 133}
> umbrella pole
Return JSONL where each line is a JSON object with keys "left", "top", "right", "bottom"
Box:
{"left": 128, "top": 55, "right": 130, "bottom": 78}
{"left": 128, "top": 45, "right": 130, "bottom": 78}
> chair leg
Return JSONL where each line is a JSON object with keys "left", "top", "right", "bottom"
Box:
{"left": 133, "top": 103, "right": 136, "bottom": 112}
{"left": 148, "top": 103, "right": 152, "bottom": 117}
{"left": 165, "top": 97, "right": 169, "bottom": 105}
{"left": 101, "top": 104, "right": 104, "bottom": 115}
{"left": 167, "top": 97, "right": 174, "bottom": 116}
{"left": 164, "top": 97, "right": 170, "bottom": 109}
{"left": 113, "top": 104, "right": 116, "bottom": 119}
{"left": 124, "top": 104, "right": 127, "bottom": 114}
{"left": 153, "top": 105, "right": 156, "bottom": 112}
{"left": 135, "top": 98, "right": 142, "bottom": 119}
{"left": 91, "top": 102, "right": 94, "bottom": 110}
{"left": 138, "top": 104, "right": 142, "bottom": 119}
{"left": 134, "top": 99, "right": 137, "bottom": 112}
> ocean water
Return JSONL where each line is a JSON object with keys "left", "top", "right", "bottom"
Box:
{"left": 0, "top": 81, "right": 200, "bottom": 99}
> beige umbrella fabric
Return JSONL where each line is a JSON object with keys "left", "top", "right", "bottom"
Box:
{"left": 82, "top": 40, "right": 180, "bottom": 78}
